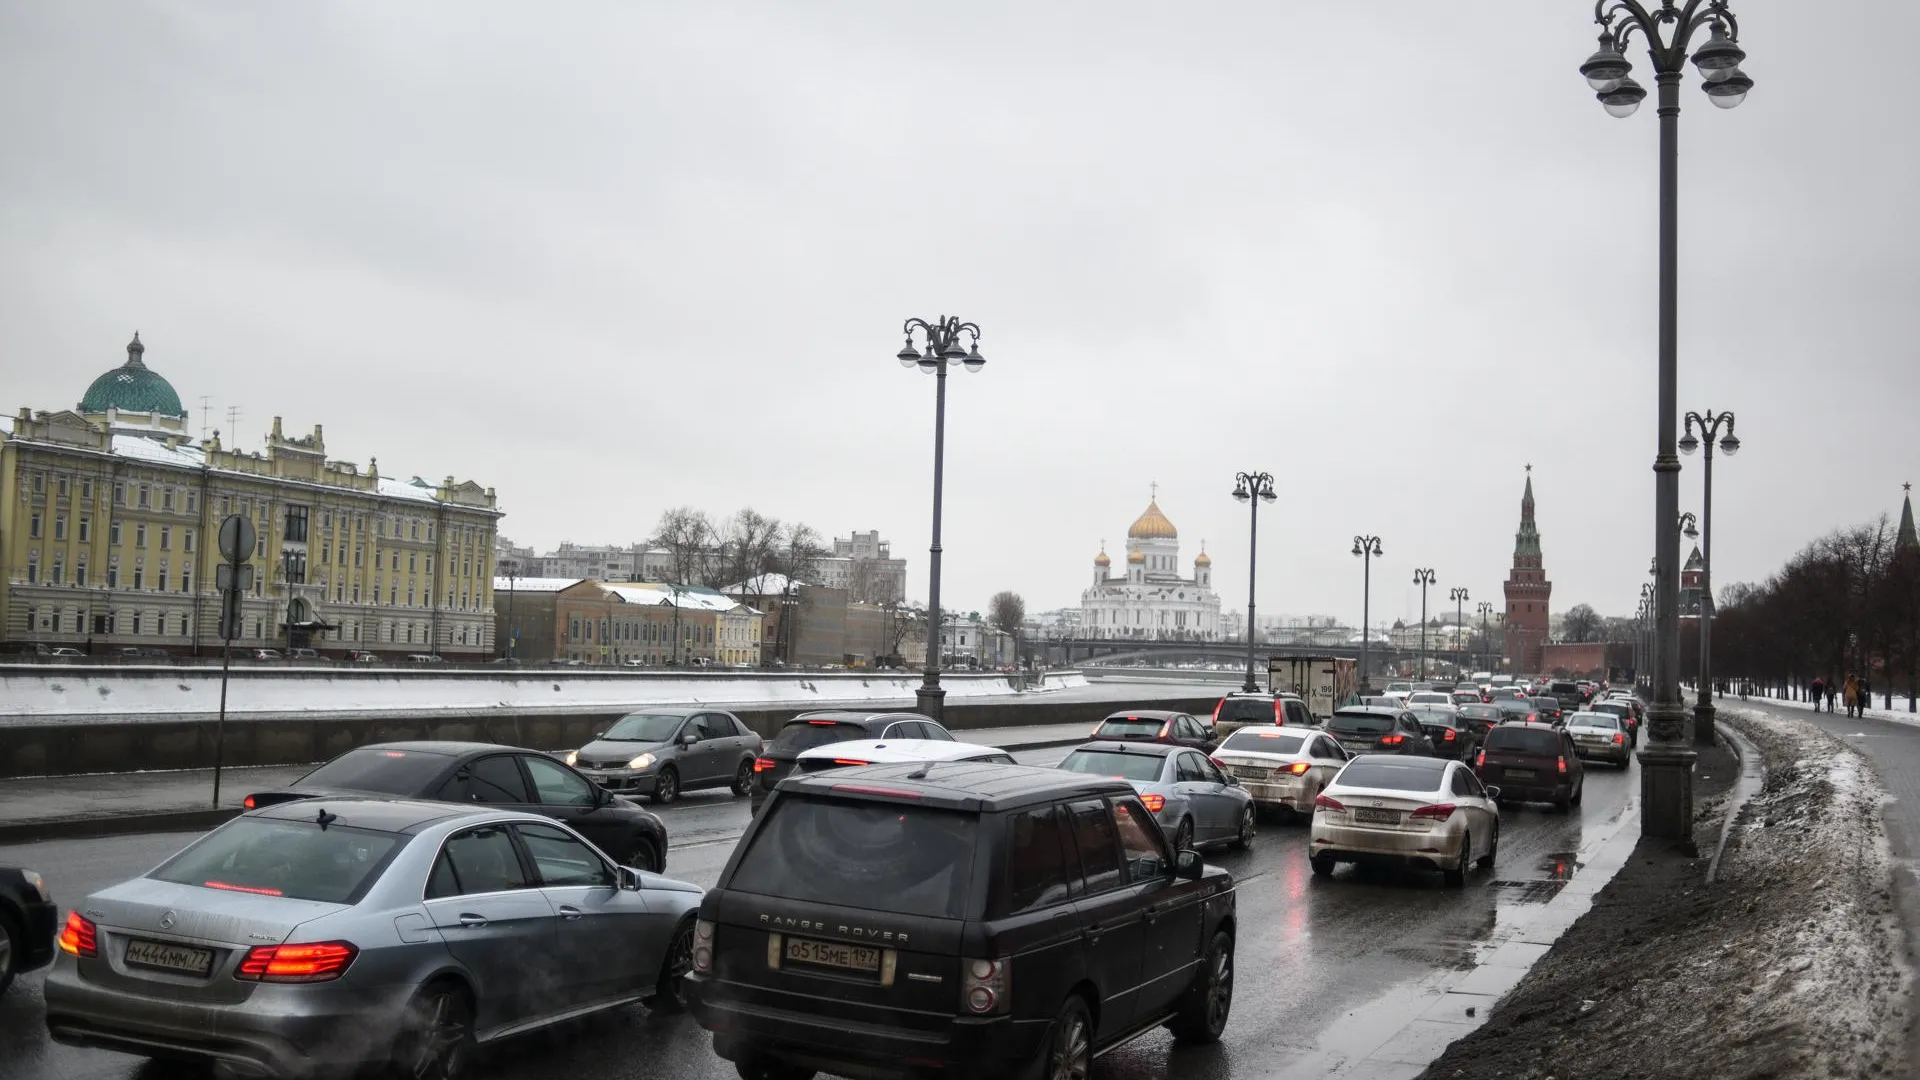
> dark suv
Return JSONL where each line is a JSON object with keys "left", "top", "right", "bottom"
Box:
{"left": 688, "top": 762, "right": 1238, "bottom": 1080}
{"left": 1210, "top": 692, "right": 1315, "bottom": 739}
{"left": 1474, "top": 723, "right": 1585, "bottom": 812}
{"left": 1325, "top": 707, "right": 1436, "bottom": 757}
{"left": 750, "top": 711, "right": 951, "bottom": 812}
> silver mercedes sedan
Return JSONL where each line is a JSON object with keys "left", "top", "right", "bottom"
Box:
{"left": 44, "top": 797, "right": 703, "bottom": 1079}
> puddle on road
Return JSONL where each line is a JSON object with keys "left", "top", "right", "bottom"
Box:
{"left": 1540, "top": 850, "right": 1583, "bottom": 880}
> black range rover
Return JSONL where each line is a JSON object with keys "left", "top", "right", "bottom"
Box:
{"left": 687, "top": 762, "right": 1238, "bottom": 1080}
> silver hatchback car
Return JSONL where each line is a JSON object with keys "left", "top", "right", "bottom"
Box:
{"left": 44, "top": 797, "right": 703, "bottom": 1079}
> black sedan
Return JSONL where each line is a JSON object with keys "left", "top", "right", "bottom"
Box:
{"left": 245, "top": 741, "right": 672, "bottom": 872}
{"left": 1532, "top": 696, "right": 1567, "bottom": 725}
{"left": 1, "top": 865, "right": 57, "bottom": 996}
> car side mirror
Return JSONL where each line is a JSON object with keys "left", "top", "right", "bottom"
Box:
{"left": 681, "top": 733, "right": 699, "bottom": 746}
{"left": 616, "top": 865, "right": 643, "bottom": 891}
{"left": 1174, "top": 849, "right": 1204, "bottom": 879}
{"left": 594, "top": 731, "right": 608, "bottom": 740}
{"left": 1485, "top": 786, "right": 1502, "bottom": 802}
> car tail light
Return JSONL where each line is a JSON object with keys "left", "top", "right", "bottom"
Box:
{"left": 1410, "top": 803, "right": 1457, "bottom": 821}
{"left": 1273, "top": 699, "right": 1284, "bottom": 723}
{"left": 57, "top": 912, "right": 97, "bottom": 958}
{"left": 236, "top": 941, "right": 358, "bottom": 983}
{"left": 243, "top": 795, "right": 257, "bottom": 810}
{"left": 1314, "top": 793, "right": 1345, "bottom": 813}
{"left": 1443, "top": 729, "right": 1457, "bottom": 742}
{"left": 1140, "top": 793, "right": 1166, "bottom": 812}
{"left": 1613, "top": 733, "right": 1626, "bottom": 745}
{"left": 692, "top": 919, "right": 715, "bottom": 974}
{"left": 1528, "top": 714, "right": 1538, "bottom": 723}
{"left": 1285, "top": 761, "right": 1312, "bottom": 776}
{"left": 1475, "top": 750, "right": 1486, "bottom": 769}
{"left": 753, "top": 756, "right": 776, "bottom": 772}
{"left": 806, "top": 720, "right": 838, "bottom": 726}
{"left": 1212, "top": 700, "right": 1224, "bottom": 723}
{"left": 962, "top": 957, "right": 1010, "bottom": 1015}
{"left": 1558, "top": 756, "right": 1569, "bottom": 775}
{"left": 1380, "top": 734, "right": 1405, "bottom": 746}
{"left": 831, "top": 759, "right": 871, "bottom": 767}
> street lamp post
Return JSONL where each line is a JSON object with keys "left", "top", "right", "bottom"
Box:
{"left": 504, "top": 565, "right": 518, "bottom": 659}
{"left": 1451, "top": 588, "right": 1469, "bottom": 677}
{"left": 1233, "top": 472, "right": 1277, "bottom": 693}
{"left": 895, "top": 316, "right": 986, "bottom": 722}
{"left": 1680, "top": 410, "right": 1738, "bottom": 744}
{"left": 1413, "top": 569, "right": 1436, "bottom": 681}
{"left": 1352, "top": 535, "right": 1384, "bottom": 693}
{"left": 1577, "top": 0, "right": 1752, "bottom": 846}
{"left": 1638, "top": 582, "right": 1656, "bottom": 692}
{"left": 1478, "top": 601, "right": 1494, "bottom": 675}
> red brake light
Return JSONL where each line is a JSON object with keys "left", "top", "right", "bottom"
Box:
{"left": 1212, "top": 700, "right": 1224, "bottom": 722}
{"left": 1613, "top": 733, "right": 1626, "bottom": 745}
{"left": 829, "top": 784, "right": 923, "bottom": 799}
{"left": 57, "top": 912, "right": 97, "bottom": 958}
{"left": 1274, "top": 700, "right": 1284, "bottom": 723}
{"left": 237, "top": 941, "right": 358, "bottom": 983}
{"left": 831, "top": 759, "right": 871, "bottom": 767}
{"left": 1443, "top": 729, "right": 1457, "bottom": 741}
{"left": 243, "top": 795, "right": 257, "bottom": 810}
{"left": 1140, "top": 793, "right": 1166, "bottom": 812}
{"left": 1475, "top": 750, "right": 1486, "bottom": 768}
{"left": 1557, "top": 756, "right": 1569, "bottom": 775}
{"left": 1410, "top": 803, "right": 1457, "bottom": 821}
{"left": 1314, "top": 793, "right": 1346, "bottom": 812}
{"left": 204, "top": 880, "right": 285, "bottom": 896}
{"left": 806, "top": 720, "right": 838, "bottom": 725}
{"left": 1528, "top": 714, "right": 1539, "bottom": 723}
{"left": 1380, "top": 734, "right": 1405, "bottom": 746}
{"left": 1286, "top": 761, "right": 1312, "bottom": 776}
{"left": 753, "top": 756, "right": 776, "bottom": 772}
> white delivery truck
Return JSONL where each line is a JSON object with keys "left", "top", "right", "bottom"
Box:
{"left": 1267, "top": 656, "right": 1359, "bottom": 721}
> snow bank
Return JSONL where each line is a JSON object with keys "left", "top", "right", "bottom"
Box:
{"left": 0, "top": 668, "right": 1092, "bottom": 725}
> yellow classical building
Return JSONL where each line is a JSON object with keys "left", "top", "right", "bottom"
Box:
{"left": 0, "top": 334, "right": 502, "bottom": 659}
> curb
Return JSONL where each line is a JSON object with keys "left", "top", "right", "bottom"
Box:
{"left": 0, "top": 734, "right": 1091, "bottom": 846}
{"left": 1706, "top": 717, "right": 1766, "bottom": 885}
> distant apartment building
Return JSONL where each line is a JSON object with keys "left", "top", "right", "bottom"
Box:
{"left": 817, "top": 530, "right": 907, "bottom": 604}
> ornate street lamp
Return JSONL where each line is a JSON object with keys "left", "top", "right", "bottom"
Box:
{"left": 1680, "top": 409, "right": 1737, "bottom": 743}
{"left": 1232, "top": 472, "right": 1278, "bottom": 693}
{"left": 1413, "top": 569, "right": 1437, "bottom": 681}
{"left": 1352, "top": 535, "right": 1384, "bottom": 693}
{"left": 895, "top": 315, "right": 985, "bottom": 720}
{"left": 1578, "top": 0, "right": 1752, "bottom": 847}
{"left": 1477, "top": 600, "right": 1494, "bottom": 676}
{"left": 1451, "top": 587, "right": 1470, "bottom": 677}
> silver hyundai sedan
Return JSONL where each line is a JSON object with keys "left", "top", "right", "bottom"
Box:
{"left": 44, "top": 797, "right": 703, "bottom": 1079}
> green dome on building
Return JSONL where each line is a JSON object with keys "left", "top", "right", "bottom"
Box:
{"left": 78, "top": 333, "right": 187, "bottom": 419}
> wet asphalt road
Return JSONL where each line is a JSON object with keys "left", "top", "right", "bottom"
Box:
{"left": 0, "top": 745, "right": 1638, "bottom": 1080}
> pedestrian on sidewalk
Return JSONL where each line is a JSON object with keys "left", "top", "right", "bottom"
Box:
{"left": 1828, "top": 679, "right": 1839, "bottom": 713}
{"left": 1812, "top": 676, "right": 1827, "bottom": 711}
{"left": 1863, "top": 675, "right": 1874, "bottom": 714}
{"left": 1844, "top": 674, "right": 1861, "bottom": 718}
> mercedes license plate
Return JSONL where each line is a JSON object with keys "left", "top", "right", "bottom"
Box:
{"left": 784, "top": 936, "right": 882, "bottom": 974}
{"left": 124, "top": 938, "right": 215, "bottom": 976}
{"left": 1353, "top": 808, "right": 1400, "bottom": 825}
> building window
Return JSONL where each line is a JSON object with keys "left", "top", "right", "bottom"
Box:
{"left": 133, "top": 563, "right": 145, "bottom": 590}
{"left": 425, "top": 555, "right": 433, "bottom": 575}
{"left": 285, "top": 505, "right": 309, "bottom": 543}
{"left": 181, "top": 566, "right": 191, "bottom": 592}
{"left": 138, "top": 485, "right": 150, "bottom": 509}
{"left": 132, "top": 612, "right": 143, "bottom": 635}
{"left": 79, "top": 517, "right": 91, "bottom": 542}
{"left": 81, "top": 479, "right": 92, "bottom": 501}
{"left": 186, "top": 490, "right": 198, "bottom": 513}
{"left": 107, "top": 560, "right": 119, "bottom": 588}
{"left": 75, "top": 558, "right": 87, "bottom": 587}
{"left": 29, "top": 513, "right": 41, "bottom": 539}
{"left": 56, "top": 476, "right": 69, "bottom": 498}
{"left": 408, "top": 553, "right": 416, "bottom": 573}
{"left": 256, "top": 535, "right": 266, "bottom": 559}
{"left": 283, "top": 550, "right": 307, "bottom": 585}
{"left": 51, "top": 555, "right": 64, "bottom": 584}
{"left": 163, "top": 489, "right": 176, "bottom": 511}
{"left": 389, "top": 586, "right": 397, "bottom": 605}
{"left": 219, "top": 496, "right": 229, "bottom": 516}
{"left": 136, "top": 524, "right": 147, "bottom": 548}
{"left": 157, "top": 562, "right": 168, "bottom": 592}
{"left": 184, "top": 529, "right": 195, "bottom": 553}
{"left": 26, "top": 551, "right": 38, "bottom": 584}
{"left": 54, "top": 516, "right": 66, "bottom": 541}
{"left": 160, "top": 526, "right": 171, "bottom": 550}
{"left": 409, "top": 521, "right": 419, "bottom": 540}
{"left": 321, "top": 543, "right": 331, "bottom": 565}
{"left": 352, "top": 585, "right": 361, "bottom": 603}
{"left": 114, "top": 483, "right": 125, "bottom": 506}
{"left": 354, "top": 546, "right": 363, "bottom": 568}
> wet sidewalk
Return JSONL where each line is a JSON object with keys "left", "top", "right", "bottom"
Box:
{"left": 0, "top": 720, "right": 1099, "bottom": 842}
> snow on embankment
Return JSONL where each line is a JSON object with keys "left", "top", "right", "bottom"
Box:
{"left": 0, "top": 667, "right": 1092, "bottom": 725}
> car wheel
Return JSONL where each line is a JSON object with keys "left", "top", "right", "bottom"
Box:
{"left": 645, "top": 916, "right": 696, "bottom": 1012}
{"left": 624, "top": 837, "right": 662, "bottom": 874}
{"left": 1310, "top": 854, "right": 1336, "bottom": 877}
{"left": 730, "top": 760, "right": 754, "bottom": 797}
{"left": 1168, "top": 930, "right": 1234, "bottom": 1043}
{"left": 734, "top": 1062, "right": 816, "bottom": 1080}
{"left": 1476, "top": 823, "right": 1500, "bottom": 870}
{"left": 1023, "top": 994, "right": 1093, "bottom": 1080}
{"left": 393, "top": 981, "right": 474, "bottom": 1080}
{"left": 0, "top": 909, "right": 18, "bottom": 997}
{"left": 1229, "top": 805, "right": 1256, "bottom": 851}
{"left": 651, "top": 767, "right": 680, "bottom": 805}
{"left": 1172, "top": 818, "right": 1194, "bottom": 852}
{"left": 1443, "top": 832, "right": 1470, "bottom": 888}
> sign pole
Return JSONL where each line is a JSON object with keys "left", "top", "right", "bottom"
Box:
{"left": 212, "top": 514, "right": 256, "bottom": 808}
{"left": 212, "top": 610, "right": 234, "bottom": 807}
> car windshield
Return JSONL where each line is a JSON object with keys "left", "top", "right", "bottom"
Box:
{"left": 1096, "top": 717, "right": 1167, "bottom": 738}
{"left": 295, "top": 747, "right": 451, "bottom": 795}
{"left": 1461, "top": 705, "right": 1504, "bottom": 721}
{"left": 1337, "top": 760, "right": 1445, "bottom": 793}
{"left": 1407, "top": 693, "right": 1451, "bottom": 705}
{"left": 1215, "top": 699, "right": 1276, "bottom": 723}
{"left": 1411, "top": 709, "right": 1459, "bottom": 727}
{"left": 1058, "top": 750, "right": 1167, "bottom": 782}
{"left": 1328, "top": 712, "right": 1394, "bottom": 735}
{"left": 1535, "top": 697, "right": 1561, "bottom": 709}
{"left": 1385, "top": 684, "right": 1412, "bottom": 693}
{"left": 727, "top": 795, "right": 976, "bottom": 919}
{"left": 1594, "top": 703, "right": 1631, "bottom": 716}
{"left": 1220, "top": 730, "right": 1307, "bottom": 754}
{"left": 151, "top": 818, "right": 404, "bottom": 904}
{"left": 770, "top": 720, "right": 870, "bottom": 755}
{"left": 1496, "top": 700, "right": 1535, "bottom": 714}
{"left": 1572, "top": 713, "right": 1620, "bottom": 730}
{"left": 603, "top": 713, "right": 687, "bottom": 742}
{"left": 1486, "top": 727, "right": 1563, "bottom": 755}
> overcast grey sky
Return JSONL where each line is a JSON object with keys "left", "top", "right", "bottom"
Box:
{"left": 3, "top": 1, "right": 1915, "bottom": 625}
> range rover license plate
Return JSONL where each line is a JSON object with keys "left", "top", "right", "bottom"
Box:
{"left": 784, "top": 936, "right": 882, "bottom": 974}
{"left": 124, "top": 939, "right": 215, "bottom": 976}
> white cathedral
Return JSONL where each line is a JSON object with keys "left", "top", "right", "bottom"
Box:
{"left": 1080, "top": 492, "right": 1224, "bottom": 640}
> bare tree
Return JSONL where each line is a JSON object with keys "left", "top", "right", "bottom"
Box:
{"left": 1561, "top": 604, "right": 1602, "bottom": 643}
{"left": 773, "top": 522, "right": 828, "bottom": 586}
{"left": 653, "top": 507, "right": 715, "bottom": 586}
{"left": 714, "top": 508, "right": 782, "bottom": 590}
{"left": 990, "top": 591, "right": 1026, "bottom": 670}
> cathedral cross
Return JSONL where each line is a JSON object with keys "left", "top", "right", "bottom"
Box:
{"left": 1150, "top": 480, "right": 1158, "bottom": 501}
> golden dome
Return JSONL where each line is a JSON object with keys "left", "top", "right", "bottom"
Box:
{"left": 1127, "top": 499, "right": 1178, "bottom": 540}
{"left": 1094, "top": 549, "right": 1111, "bottom": 566}
{"left": 1127, "top": 550, "right": 1145, "bottom": 564}
{"left": 1194, "top": 551, "right": 1212, "bottom": 567}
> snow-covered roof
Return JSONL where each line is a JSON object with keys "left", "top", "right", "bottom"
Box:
{"left": 492, "top": 576, "right": 580, "bottom": 593}
{"left": 376, "top": 476, "right": 441, "bottom": 504}
{"left": 721, "top": 573, "right": 811, "bottom": 595}
{"left": 602, "top": 583, "right": 742, "bottom": 613}
{"left": 88, "top": 432, "right": 475, "bottom": 510}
